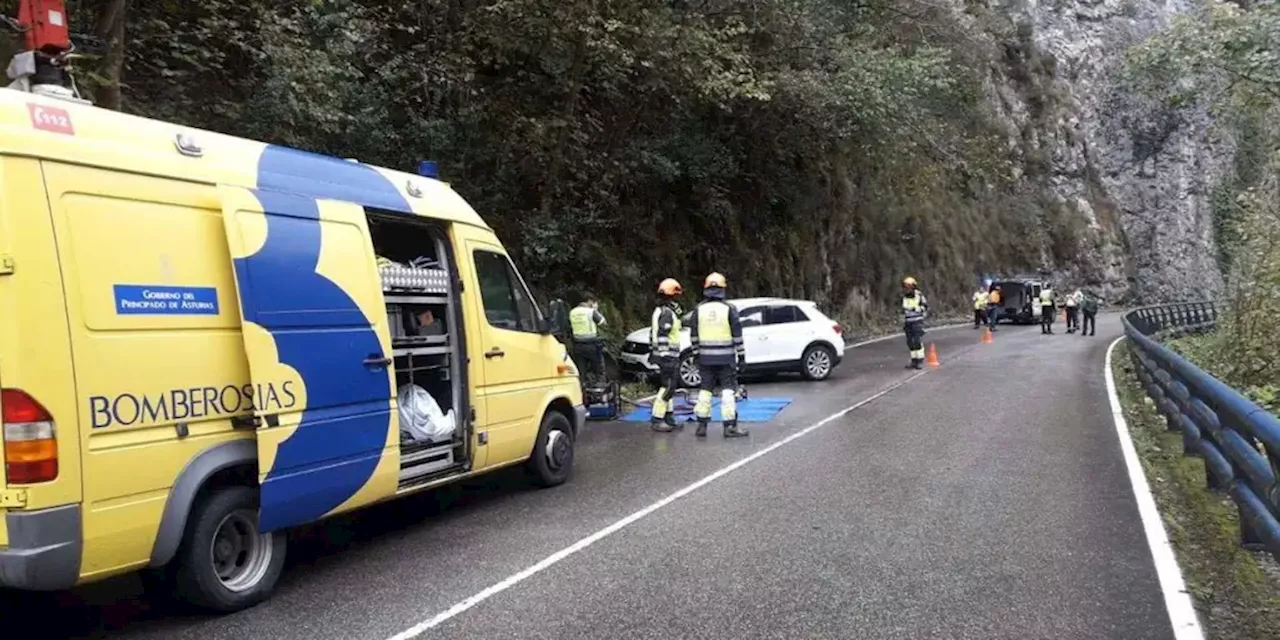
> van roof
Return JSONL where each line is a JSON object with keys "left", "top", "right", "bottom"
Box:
{"left": 0, "top": 89, "right": 490, "bottom": 230}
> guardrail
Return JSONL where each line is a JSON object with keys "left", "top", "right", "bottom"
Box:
{"left": 1123, "top": 302, "right": 1280, "bottom": 561}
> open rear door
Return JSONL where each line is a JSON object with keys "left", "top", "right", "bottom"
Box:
{"left": 219, "top": 186, "right": 396, "bottom": 532}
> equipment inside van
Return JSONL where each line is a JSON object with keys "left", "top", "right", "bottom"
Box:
{"left": 991, "top": 278, "right": 1044, "bottom": 324}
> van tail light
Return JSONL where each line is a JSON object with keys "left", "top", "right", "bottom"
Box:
{"left": 833, "top": 322, "right": 843, "bottom": 336}
{"left": 3, "top": 389, "right": 58, "bottom": 484}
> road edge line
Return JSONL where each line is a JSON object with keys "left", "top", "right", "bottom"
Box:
{"left": 1104, "top": 336, "right": 1205, "bottom": 640}
{"left": 385, "top": 369, "right": 931, "bottom": 639}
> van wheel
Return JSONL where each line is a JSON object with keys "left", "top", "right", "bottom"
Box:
{"left": 529, "top": 411, "right": 575, "bottom": 487}
{"left": 800, "top": 344, "right": 835, "bottom": 381}
{"left": 174, "top": 486, "right": 287, "bottom": 612}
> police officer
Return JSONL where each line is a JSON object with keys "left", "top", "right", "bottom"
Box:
{"left": 1039, "top": 284, "right": 1056, "bottom": 335}
{"left": 649, "top": 278, "right": 685, "bottom": 433}
{"left": 688, "top": 272, "right": 747, "bottom": 438}
{"left": 902, "top": 276, "right": 929, "bottom": 369}
{"left": 973, "top": 286, "right": 989, "bottom": 329}
{"left": 569, "top": 293, "right": 607, "bottom": 384}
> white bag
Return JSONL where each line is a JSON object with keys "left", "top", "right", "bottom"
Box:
{"left": 397, "top": 384, "right": 456, "bottom": 442}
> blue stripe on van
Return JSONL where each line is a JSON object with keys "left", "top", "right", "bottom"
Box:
{"left": 237, "top": 145, "right": 409, "bottom": 532}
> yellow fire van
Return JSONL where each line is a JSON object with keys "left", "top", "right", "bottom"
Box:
{"left": 0, "top": 89, "right": 584, "bottom": 611}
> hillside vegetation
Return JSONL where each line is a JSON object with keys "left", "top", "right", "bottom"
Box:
{"left": 1125, "top": 0, "right": 1280, "bottom": 406}
{"left": 5, "top": 0, "right": 1089, "bottom": 331}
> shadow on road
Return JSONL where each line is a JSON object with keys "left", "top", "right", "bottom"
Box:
{"left": 0, "top": 466, "right": 538, "bottom": 639}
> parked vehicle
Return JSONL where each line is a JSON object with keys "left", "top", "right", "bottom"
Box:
{"left": 0, "top": 88, "right": 583, "bottom": 612}
{"left": 619, "top": 297, "right": 845, "bottom": 387}
{"left": 991, "top": 278, "right": 1046, "bottom": 324}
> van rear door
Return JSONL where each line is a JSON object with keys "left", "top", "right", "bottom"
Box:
{"left": 218, "top": 187, "right": 397, "bottom": 532}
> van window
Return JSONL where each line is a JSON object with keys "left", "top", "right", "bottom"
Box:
{"left": 474, "top": 250, "right": 539, "bottom": 332}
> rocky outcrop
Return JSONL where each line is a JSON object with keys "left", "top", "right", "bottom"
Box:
{"left": 979, "top": 0, "right": 1228, "bottom": 302}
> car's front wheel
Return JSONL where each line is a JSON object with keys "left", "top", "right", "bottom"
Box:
{"left": 800, "top": 344, "right": 836, "bottom": 381}
{"left": 678, "top": 352, "right": 702, "bottom": 388}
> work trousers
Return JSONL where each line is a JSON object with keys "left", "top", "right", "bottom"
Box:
{"left": 1065, "top": 307, "right": 1079, "bottom": 332}
{"left": 573, "top": 341, "right": 605, "bottom": 385}
{"left": 1040, "top": 305, "right": 1056, "bottom": 333}
{"left": 1082, "top": 311, "right": 1096, "bottom": 336}
{"left": 651, "top": 356, "right": 680, "bottom": 420}
{"left": 695, "top": 364, "right": 739, "bottom": 423}
{"left": 905, "top": 321, "right": 925, "bottom": 361}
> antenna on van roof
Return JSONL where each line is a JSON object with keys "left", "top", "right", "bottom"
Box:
{"left": 3, "top": 1, "right": 98, "bottom": 105}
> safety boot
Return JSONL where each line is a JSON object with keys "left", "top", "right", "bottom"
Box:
{"left": 666, "top": 413, "right": 682, "bottom": 430}
{"left": 695, "top": 420, "right": 709, "bottom": 438}
{"left": 650, "top": 417, "right": 674, "bottom": 433}
{"left": 911, "top": 359, "right": 923, "bottom": 370}
{"left": 723, "top": 421, "right": 749, "bottom": 438}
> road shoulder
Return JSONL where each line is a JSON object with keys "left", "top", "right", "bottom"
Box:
{"left": 1108, "top": 338, "right": 1280, "bottom": 640}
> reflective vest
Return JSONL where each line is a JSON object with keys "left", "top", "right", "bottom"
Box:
{"left": 569, "top": 306, "right": 599, "bottom": 340}
{"left": 694, "top": 300, "right": 740, "bottom": 365}
{"left": 903, "top": 293, "right": 926, "bottom": 323}
{"left": 989, "top": 289, "right": 1001, "bottom": 305}
{"left": 650, "top": 306, "right": 682, "bottom": 359}
{"left": 1040, "top": 289, "right": 1054, "bottom": 306}
{"left": 973, "top": 291, "right": 988, "bottom": 310}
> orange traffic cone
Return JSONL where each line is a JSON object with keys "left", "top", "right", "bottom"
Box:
{"left": 981, "top": 327, "right": 993, "bottom": 344}
{"left": 926, "top": 343, "right": 940, "bottom": 368}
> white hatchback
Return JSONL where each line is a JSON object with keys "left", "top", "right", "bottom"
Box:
{"left": 619, "top": 297, "right": 846, "bottom": 388}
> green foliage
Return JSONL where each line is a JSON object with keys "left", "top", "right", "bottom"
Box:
{"left": 30, "top": 0, "right": 1077, "bottom": 329}
{"left": 1129, "top": 0, "right": 1280, "bottom": 406}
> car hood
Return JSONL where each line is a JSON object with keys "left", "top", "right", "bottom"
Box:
{"left": 625, "top": 327, "right": 692, "bottom": 345}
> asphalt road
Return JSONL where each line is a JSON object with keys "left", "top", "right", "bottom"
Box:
{"left": 5, "top": 314, "right": 1174, "bottom": 639}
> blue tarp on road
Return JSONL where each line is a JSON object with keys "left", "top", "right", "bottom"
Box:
{"left": 619, "top": 396, "right": 792, "bottom": 423}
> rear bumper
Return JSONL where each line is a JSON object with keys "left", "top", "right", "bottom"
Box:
{"left": 0, "top": 504, "right": 81, "bottom": 591}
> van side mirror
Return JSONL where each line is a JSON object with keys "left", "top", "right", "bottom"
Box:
{"left": 546, "top": 299, "right": 569, "bottom": 338}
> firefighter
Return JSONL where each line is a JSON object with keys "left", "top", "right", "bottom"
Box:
{"left": 1039, "top": 285, "right": 1056, "bottom": 334}
{"left": 688, "top": 272, "right": 747, "bottom": 438}
{"left": 649, "top": 278, "right": 685, "bottom": 433}
{"left": 569, "top": 293, "right": 607, "bottom": 385}
{"left": 973, "top": 286, "right": 989, "bottom": 329}
{"left": 902, "top": 276, "right": 929, "bottom": 369}
{"left": 987, "top": 285, "right": 1002, "bottom": 331}
{"left": 1065, "top": 289, "right": 1081, "bottom": 333}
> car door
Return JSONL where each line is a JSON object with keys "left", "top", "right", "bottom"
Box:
{"left": 465, "top": 241, "right": 551, "bottom": 467}
{"left": 220, "top": 187, "right": 397, "bottom": 533}
{"left": 736, "top": 305, "right": 766, "bottom": 364}
{"left": 760, "top": 304, "right": 814, "bottom": 363}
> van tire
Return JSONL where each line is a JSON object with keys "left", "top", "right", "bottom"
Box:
{"left": 528, "top": 411, "right": 575, "bottom": 487}
{"left": 173, "top": 486, "right": 287, "bottom": 612}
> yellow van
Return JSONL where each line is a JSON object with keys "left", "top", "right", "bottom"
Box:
{"left": 0, "top": 89, "right": 584, "bottom": 611}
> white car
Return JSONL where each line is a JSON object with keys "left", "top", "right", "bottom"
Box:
{"left": 619, "top": 297, "right": 846, "bottom": 387}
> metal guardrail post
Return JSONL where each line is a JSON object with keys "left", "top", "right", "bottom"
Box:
{"left": 1122, "top": 301, "right": 1280, "bottom": 562}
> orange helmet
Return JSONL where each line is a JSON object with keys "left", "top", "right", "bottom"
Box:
{"left": 657, "top": 278, "right": 683, "bottom": 296}
{"left": 704, "top": 272, "right": 727, "bottom": 289}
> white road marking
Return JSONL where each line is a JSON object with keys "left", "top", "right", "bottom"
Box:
{"left": 1104, "top": 337, "right": 1205, "bottom": 640}
{"left": 386, "top": 370, "right": 931, "bottom": 639}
